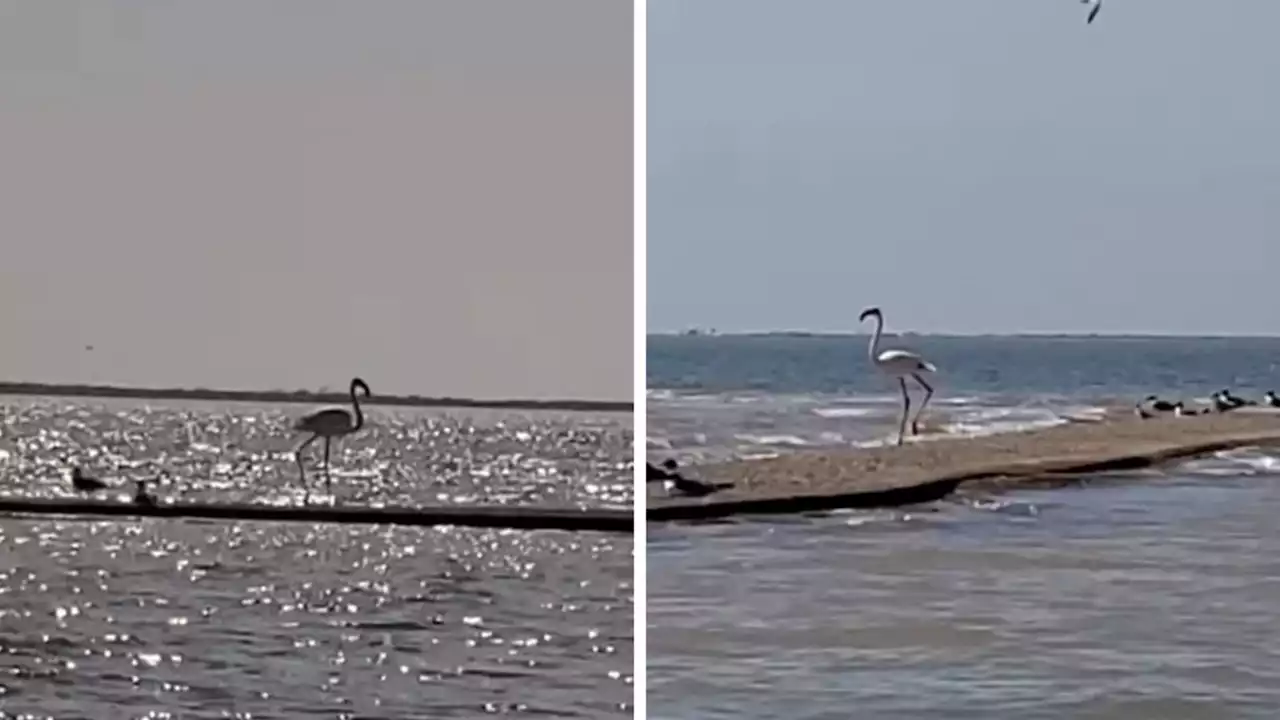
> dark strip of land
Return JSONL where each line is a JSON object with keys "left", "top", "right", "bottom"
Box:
{"left": 0, "top": 382, "right": 630, "bottom": 413}
{"left": 648, "top": 410, "right": 1280, "bottom": 522}
{"left": 0, "top": 497, "right": 633, "bottom": 533}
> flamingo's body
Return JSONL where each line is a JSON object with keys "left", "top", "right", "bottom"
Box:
{"left": 294, "top": 377, "right": 371, "bottom": 499}
{"left": 1082, "top": 0, "right": 1101, "bottom": 24}
{"left": 71, "top": 467, "right": 108, "bottom": 493}
{"left": 859, "top": 307, "right": 938, "bottom": 447}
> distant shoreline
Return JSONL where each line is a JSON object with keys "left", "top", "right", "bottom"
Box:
{"left": 0, "top": 382, "right": 631, "bottom": 413}
{"left": 650, "top": 331, "right": 1280, "bottom": 340}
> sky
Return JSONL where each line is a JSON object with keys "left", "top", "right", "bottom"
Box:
{"left": 648, "top": 0, "right": 1280, "bottom": 336}
{"left": 0, "top": 0, "right": 632, "bottom": 401}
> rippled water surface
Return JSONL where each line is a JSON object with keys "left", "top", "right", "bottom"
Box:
{"left": 650, "top": 459, "right": 1280, "bottom": 719}
{"left": 648, "top": 336, "right": 1280, "bottom": 718}
{"left": 0, "top": 398, "right": 633, "bottom": 717}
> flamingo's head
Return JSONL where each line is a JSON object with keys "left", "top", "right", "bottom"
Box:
{"left": 859, "top": 307, "right": 881, "bottom": 323}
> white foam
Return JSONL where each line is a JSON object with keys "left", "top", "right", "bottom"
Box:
{"left": 733, "top": 433, "right": 812, "bottom": 447}
{"left": 811, "top": 407, "right": 877, "bottom": 419}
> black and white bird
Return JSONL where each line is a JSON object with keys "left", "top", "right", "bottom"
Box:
{"left": 1142, "top": 395, "right": 1180, "bottom": 413}
{"left": 650, "top": 459, "right": 732, "bottom": 497}
{"left": 1081, "top": 0, "right": 1102, "bottom": 24}
{"left": 1220, "top": 389, "right": 1254, "bottom": 409}
{"left": 1210, "top": 392, "right": 1238, "bottom": 413}
{"left": 1174, "top": 403, "right": 1207, "bottom": 417}
{"left": 1264, "top": 391, "right": 1280, "bottom": 408}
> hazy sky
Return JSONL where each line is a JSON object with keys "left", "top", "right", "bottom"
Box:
{"left": 649, "top": 0, "right": 1280, "bottom": 336}
{"left": 0, "top": 0, "right": 631, "bottom": 400}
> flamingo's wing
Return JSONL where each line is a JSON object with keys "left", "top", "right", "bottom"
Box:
{"left": 295, "top": 407, "right": 353, "bottom": 432}
{"left": 877, "top": 349, "right": 938, "bottom": 373}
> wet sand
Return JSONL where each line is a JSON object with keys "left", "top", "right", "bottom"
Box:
{"left": 649, "top": 410, "right": 1280, "bottom": 520}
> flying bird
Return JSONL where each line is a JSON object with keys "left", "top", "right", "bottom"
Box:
{"left": 1081, "top": 0, "right": 1102, "bottom": 24}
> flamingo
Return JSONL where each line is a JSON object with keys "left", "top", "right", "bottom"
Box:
{"left": 1081, "top": 0, "right": 1101, "bottom": 24}
{"left": 293, "top": 377, "right": 371, "bottom": 499}
{"left": 859, "top": 307, "right": 938, "bottom": 447}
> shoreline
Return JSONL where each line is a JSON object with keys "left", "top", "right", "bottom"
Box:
{"left": 0, "top": 496, "right": 633, "bottom": 533}
{"left": 0, "top": 382, "right": 631, "bottom": 414}
{"left": 647, "top": 411, "right": 1280, "bottom": 522}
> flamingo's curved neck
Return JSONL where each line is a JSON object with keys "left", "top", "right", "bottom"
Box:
{"left": 867, "top": 313, "right": 884, "bottom": 362}
{"left": 349, "top": 384, "right": 365, "bottom": 432}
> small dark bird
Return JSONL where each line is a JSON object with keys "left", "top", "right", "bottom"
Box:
{"left": 71, "top": 467, "right": 109, "bottom": 493}
{"left": 1141, "top": 395, "right": 1180, "bottom": 413}
{"left": 645, "top": 462, "right": 672, "bottom": 484}
{"left": 133, "top": 480, "right": 155, "bottom": 507}
{"left": 652, "top": 458, "right": 733, "bottom": 497}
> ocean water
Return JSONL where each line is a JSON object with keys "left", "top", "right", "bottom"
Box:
{"left": 0, "top": 397, "right": 633, "bottom": 718}
{"left": 648, "top": 334, "right": 1280, "bottom": 719}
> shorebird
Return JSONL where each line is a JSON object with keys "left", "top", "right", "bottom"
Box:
{"left": 1174, "top": 403, "right": 1208, "bottom": 417}
{"left": 1220, "top": 389, "right": 1253, "bottom": 408}
{"left": 1082, "top": 0, "right": 1102, "bottom": 24}
{"left": 1264, "top": 391, "right": 1280, "bottom": 408}
{"left": 859, "top": 307, "right": 938, "bottom": 446}
{"left": 1210, "top": 392, "right": 1238, "bottom": 413}
{"left": 133, "top": 480, "right": 155, "bottom": 507}
{"left": 71, "top": 467, "right": 109, "bottom": 494}
{"left": 652, "top": 459, "right": 731, "bottom": 497}
{"left": 1141, "top": 395, "right": 1180, "bottom": 413}
{"left": 294, "top": 377, "right": 371, "bottom": 499}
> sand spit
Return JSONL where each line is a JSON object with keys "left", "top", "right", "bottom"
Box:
{"left": 648, "top": 410, "right": 1280, "bottom": 521}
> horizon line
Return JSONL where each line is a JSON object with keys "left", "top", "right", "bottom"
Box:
{"left": 648, "top": 330, "right": 1280, "bottom": 340}
{"left": 0, "top": 381, "right": 631, "bottom": 413}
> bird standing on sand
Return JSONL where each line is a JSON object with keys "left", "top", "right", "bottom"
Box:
{"left": 1141, "top": 395, "right": 1180, "bottom": 413}
{"left": 1220, "top": 389, "right": 1253, "bottom": 409}
{"left": 1081, "top": 0, "right": 1102, "bottom": 24}
{"left": 71, "top": 467, "right": 109, "bottom": 494}
{"left": 294, "top": 377, "right": 371, "bottom": 500}
{"left": 1210, "top": 392, "right": 1239, "bottom": 413}
{"left": 1264, "top": 391, "right": 1280, "bottom": 408}
{"left": 859, "top": 307, "right": 938, "bottom": 447}
{"left": 133, "top": 480, "right": 155, "bottom": 507}
{"left": 650, "top": 459, "right": 730, "bottom": 497}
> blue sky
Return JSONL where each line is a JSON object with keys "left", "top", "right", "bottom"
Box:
{"left": 648, "top": 0, "right": 1280, "bottom": 336}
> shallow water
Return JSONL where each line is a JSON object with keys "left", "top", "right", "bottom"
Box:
{"left": 649, "top": 461, "right": 1280, "bottom": 719}
{"left": 0, "top": 398, "right": 633, "bottom": 717}
{"left": 647, "top": 335, "right": 1280, "bottom": 718}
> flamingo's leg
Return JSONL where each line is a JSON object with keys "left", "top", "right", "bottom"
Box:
{"left": 323, "top": 436, "right": 332, "bottom": 497}
{"left": 295, "top": 433, "right": 319, "bottom": 503}
{"left": 897, "top": 377, "right": 911, "bottom": 447}
{"left": 911, "top": 373, "right": 934, "bottom": 436}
